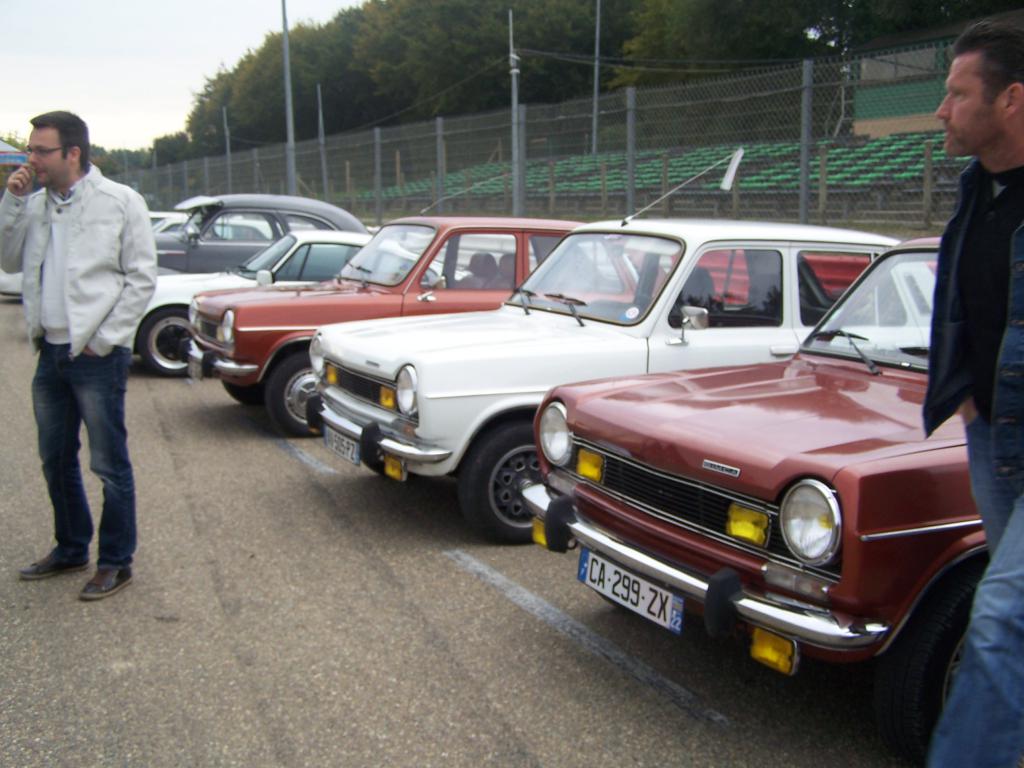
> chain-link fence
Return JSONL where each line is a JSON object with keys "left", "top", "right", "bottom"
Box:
{"left": 120, "top": 37, "right": 959, "bottom": 235}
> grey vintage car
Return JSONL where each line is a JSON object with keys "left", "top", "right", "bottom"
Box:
{"left": 156, "top": 194, "right": 366, "bottom": 273}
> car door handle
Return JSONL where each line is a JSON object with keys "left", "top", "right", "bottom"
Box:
{"left": 417, "top": 292, "right": 436, "bottom": 302}
{"left": 770, "top": 344, "right": 798, "bottom": 356}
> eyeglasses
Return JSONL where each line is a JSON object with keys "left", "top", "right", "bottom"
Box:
{"left": 25, "top": 146, "right": 63, "bottom": 156}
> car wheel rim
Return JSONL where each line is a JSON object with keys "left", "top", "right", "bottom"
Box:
{"left": 487, "top": 444, "right": 541, "bottom": 528}
{"left": 149, "top": 317, "right": 191, "bottom": 371}
{"left": 284, "top": 368, "right": 317, "bottom": 426}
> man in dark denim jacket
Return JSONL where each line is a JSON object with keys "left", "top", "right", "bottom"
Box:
{"left": 923, "top": 20, "right": 1024, "bottom": 768}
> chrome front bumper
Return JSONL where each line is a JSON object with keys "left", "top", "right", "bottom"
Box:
{"left": 318, "top": 396, "right": 451, "bottom": 464}
{"left": 187, "top": 340, "right": 258, "bottom": 378}
{"left": 524, "top": 483, "right": 889, "bottom": 652}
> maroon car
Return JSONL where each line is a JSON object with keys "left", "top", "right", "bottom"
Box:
{"left": 186, "top": 216, "right": 578, "bottom": 435}
{"left": 527, "top": 239, "right": 981, "bottom": 764}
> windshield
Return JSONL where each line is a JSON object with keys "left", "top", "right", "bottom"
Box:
{"left": 338, "top": 224, "right": 436, "bottom": 286}
{"left": 237, "top": 235, "right": 297, "bottom": 275}
{"left": 513, "top": 232, "right": 684, "bottom": 325}
{"left": 803, "top": 249, "right": 936, "bottom": 370}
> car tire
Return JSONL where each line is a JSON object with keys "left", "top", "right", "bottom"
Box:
{"left": 872, "top": 560, "right": 984, "bottom": 764}
{"left": 137, "top": 307, "right": 191, "bottom": 377}
{"left": 222, "top": 380, "right": 265, "bottom": 406}
{"left": 457, "top": 420, "right": 540, "bottom": 544}
{"left": 264, "top": 351, "right": 318, "bottom": 437}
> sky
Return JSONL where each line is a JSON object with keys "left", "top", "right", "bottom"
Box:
{"left": 1, "top": 0, "right": 365, "bottom": 150}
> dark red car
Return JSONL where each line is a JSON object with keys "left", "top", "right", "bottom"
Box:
{"left": 186, "top": 216, "right": 578, "bottom": 435}
{"left": 528, "top": 239, "right": 981, "bottom": 764}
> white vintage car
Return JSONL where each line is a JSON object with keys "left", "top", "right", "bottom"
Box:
{"left": 137, "top": 229, "right": 369, "bottom": 375}
{"left": 310, "top": 219, "right": 896, "bottom": 542}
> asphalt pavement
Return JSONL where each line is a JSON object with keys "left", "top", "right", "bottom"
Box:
{"left": 0, "top": 296, "right": 910, "bottom": 768}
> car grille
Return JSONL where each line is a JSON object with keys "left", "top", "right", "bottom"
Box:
{"left": 196, "top": 317, "right": 219, "bottom": 342}
{"left": 327, "top": 362, "right": 416, "bottom": 424}
{"left": 571, "top": 438, "right": 841, "bottom": 579}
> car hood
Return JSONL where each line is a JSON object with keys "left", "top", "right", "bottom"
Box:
{"left": 196, "top": 279, "right": 374, "bottom": 312}
{"left": 559, "top": 356, "right": 965, "bottom": 499}
{"left": 320, "top": 306, "right": 649, "bottom": 393}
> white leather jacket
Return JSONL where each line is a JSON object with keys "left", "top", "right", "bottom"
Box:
{"left": 0, "top": 166, "right": 157, "bottom": 357}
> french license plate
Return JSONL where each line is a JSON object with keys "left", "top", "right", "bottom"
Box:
{"left": 578, "top": 548, "right": 684, "bottom": 634}
{"left": 324, "top": 426, "right": 361, "bottom": 466}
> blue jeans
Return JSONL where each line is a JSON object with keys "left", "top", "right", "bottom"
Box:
{"left": 32, "top": 341, "right": 136, "bottom": 569}
{"left": 927, "top": 417, "right": 1024, "bottom": 768}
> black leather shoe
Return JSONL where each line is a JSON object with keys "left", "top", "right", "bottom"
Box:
{"left": 19, "top": 553, "right": 89, "bottom": 581}
{"left": 79, "top": 567, "right": 132, "bottom": 601}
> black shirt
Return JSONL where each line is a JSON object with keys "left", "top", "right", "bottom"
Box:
{"left": 958, "top": 163, "right": 1024, "bottom": 421}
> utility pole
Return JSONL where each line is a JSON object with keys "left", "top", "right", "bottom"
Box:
{"left": 223, "top": 106, "right": 232, "bottom": 193}
{"left": 317, "top": 83, "right": 329, "bottom": 200}
{"left": 591, "top": 0, "right": 601, "bottom": 155}
{"left": 282, "top": 0, "right": 298, "bottom": 196}
{"left": 509, "top": 9, "right": 521, "bottom": 216}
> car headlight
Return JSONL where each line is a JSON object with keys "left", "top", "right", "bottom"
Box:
{"left": 188, "top": 299, "right": 199, "bottom": 327}
{"left": 539, "top": 402, "right": 572, "bottom": 466}
{"left": 217, "top": 309, "right": 235, "bottom": 344}
{"left": 779, "top": 479, "right": 841, "bottom": 566}
{"left": 396, "top": 365, "right": 418, "bottom": 416}
{"left": 309, "top": 334, "right": 325, "bottom": 376}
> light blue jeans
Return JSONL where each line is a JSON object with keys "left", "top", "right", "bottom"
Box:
{"left": 31, "top": 341, "right": 137, "bottom": 569}
{"left": 927, "top": 417, "right": 1024, "bottom": 768}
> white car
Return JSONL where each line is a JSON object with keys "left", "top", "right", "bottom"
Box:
{"left": 137, "top": 229, "right": 369, "bottom": 375}
{"left": 151, "top": 211, "right": 188, "bottom": 234}
{"left": 310, "top": 218, "right": 897, "bottom": 542}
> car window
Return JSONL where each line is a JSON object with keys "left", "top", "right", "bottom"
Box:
{"left": 675, "top": 248, "right": 783, "bottom": 328}
{"left": 284, "top": 213, "right": 333, "bottom": 232}
{"left": 805, "top": 249, "right": 936, "bottom": 368}
{"left": 421, "top": 233, "right": 518, "bottom": 291}
{"left": 274, "top": 245, "right": 310, "bottom": 281}
{"left": 204, "top": 212, "right": 275, "bottom": 241}
{"left": 240, "top": 234, "right": 297, "bottom": 274}
{"left": 797, "top": 251, "right": 873, "bottom": 326}
{"left": 300, "top": 243, "right": 362, "bottom": 281}
{"left": 528, "top": 234, "right": 563, "bottom": 272}
{"left": 518, "top": 232, "right": 683, "bottom": 325}
{"left": 338, "top": 224, "right": 436, "bottom": 287}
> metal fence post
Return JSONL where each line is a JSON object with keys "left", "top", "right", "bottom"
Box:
{"left": 374, "top": 127, "right": 383, "bottom": 226}
{"left": 626, "top": 87, "right": 636, "bottom": 216}
{"left": 923, "top": 140, "right": 934, "bottom": 228}
{"left": 799, "top": 59, "right": 813, "bottom": 224}
{"left": 253, "top": 149, "right": 260, "bottom": 192}
{"left": 203, "top": 157, "right": 210, "bottom": 193}
{"left": 436, "top": 116, "right": 445, "bottom": 214}
{"left": 182, "top": 160, "right": 188, "bottom": 199}
{"left": 517, "top": 105, "right": 527, "bottom": 215}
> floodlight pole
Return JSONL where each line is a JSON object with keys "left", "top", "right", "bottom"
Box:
{"left": 591, "top": 0, "right": 601, "bottom": 155}
{"left": 317, "top": 83, "right": 329, "bottom": 200}
{"left": 282, "top": 0, "right": 298, "bottom": 196}
{"left": 509, "top": 9, "right": 522, "bottom": 216}
{"left": 222, "top": 106, "right": 232, "bottom": 193}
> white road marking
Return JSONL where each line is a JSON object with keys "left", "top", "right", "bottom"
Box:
{"left": 445, "top": 548, "right": 729, "bottom": 726}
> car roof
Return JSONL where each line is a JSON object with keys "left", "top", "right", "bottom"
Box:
{"left": 383, "top": 215, "right": 581, "bottom": 231}
{"left": 288, "top": 230, "right": 372, "bottom": 245}
{"left": 572, "top": 217, "right": 898, "bottom": 246}
{"left": 174, "top": 194, "right": 367, "bottom": 233}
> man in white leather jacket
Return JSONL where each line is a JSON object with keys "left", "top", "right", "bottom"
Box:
{"left": 1, "top": 111, "right": 156, "bottom": 600}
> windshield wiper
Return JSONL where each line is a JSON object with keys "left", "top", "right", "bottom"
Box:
{"left": 346, "top": 264, "right": 372, "bottom": 289}
{"left": 544, "top": 292, "right": 587, "bottom": 326}
{"left": 806, "top": 328, "right": 880, "bottom": 376}
{"left": 511, "top": 287, "right": 535, "bottom": 315}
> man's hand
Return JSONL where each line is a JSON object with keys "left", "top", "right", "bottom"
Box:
{"left": 6, "top": 165, "right": 34, "bottom": 197}
{"left": 959, "top": 397, "right": 978, "bottom": 425}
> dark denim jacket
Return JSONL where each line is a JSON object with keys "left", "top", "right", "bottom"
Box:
{"left": 925, "top": 159, "right": 1024, "bottom": 479}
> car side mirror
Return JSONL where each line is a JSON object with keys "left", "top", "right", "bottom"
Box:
{"left": 668, "top": 305, "right": 709, "bottom": 346}
{"left": 184, "top": 222, "right": 200, "bottom": 242}
{"left": 682, "top": 306, "right": 709, "bottom": 330}
{"left": 256, "top": 269, "right": 273, "bottom": 286}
